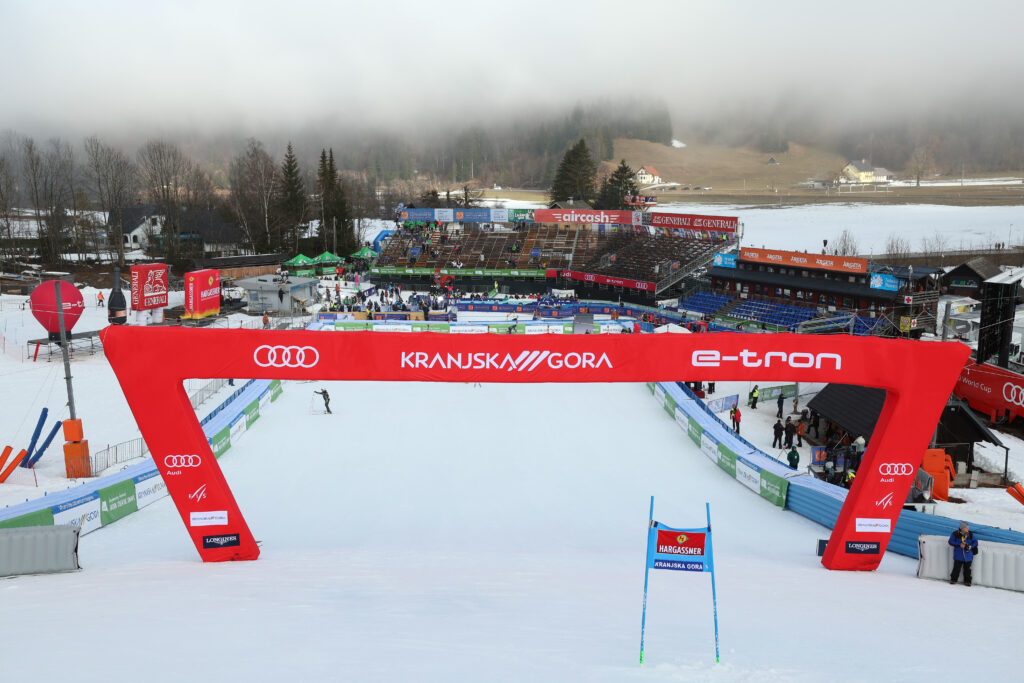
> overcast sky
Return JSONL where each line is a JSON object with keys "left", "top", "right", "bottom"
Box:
{"left": 2, "top": 0, "right": 1022, "bottom": 139}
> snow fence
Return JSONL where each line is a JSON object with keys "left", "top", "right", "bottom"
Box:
{"left": 0, "top": 379, "right": 283, "bottom": 534}
{"left": 917, "top": 534, "right": 1024, "bottom": 592}
{"left": 649, "top": 381, "right": 1024, "bottom": 559}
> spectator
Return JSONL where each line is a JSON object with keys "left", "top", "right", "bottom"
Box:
{"left": 810, "top": 409, "right": 821, "bottom": 438}
{"left": 750, "top": 385, "right": 759, "bottom": 409}
{"left": 733, "top": 406, "right": 742, "bottom": 435}
{"left": 796, "top": 420, "right": 806, "bottom": 447}
{"left": 772, "top": 420, "right": 784, "bottom": 449}
{"left": 776, "top": 393, "right": 785, "bottom": 419}
{"left": 949, "top": 522, "right": 978, "bottom": 586}
{"left": 784, "top": 417, "right": 796, "bottom": 448}
{"left": 729, "top": 406, "right": 737, "bottom": 431}
{"left": 787, "top": 447, "right": 800, "bottom": 470}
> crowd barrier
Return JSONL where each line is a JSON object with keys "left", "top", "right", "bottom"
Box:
{"left": 650, "top": 381, "right": 1024, "bottom": 559}
{"left": 0, "top": 380, "right": 284, "bottom": 535}
{"left": 917, "top": 534, "right": 1024, "bottom": 592}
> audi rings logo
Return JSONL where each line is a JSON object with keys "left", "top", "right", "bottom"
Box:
{"left": 1003, "top": 382, "right": 1024, "bottom": 406}
{"left": 254, "top": 345, "right": 319, "bottom": 368}
{"left": 164, "top": 454, "right": 202, "bottom": 468}
{"left": 878, "top": 463, "right": 914, "bottom": 477}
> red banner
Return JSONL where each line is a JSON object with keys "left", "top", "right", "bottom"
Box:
{"left": 184, "top": 269, "right": 221, "bottom": 320}
{"left": 656, "top": 530, "right": 706, "bottom": 556}
{"left": 101, "top": 327, "right": 967, "bottom": 570}
{"left": 130, "top": 264, "right": 169, "bottom": 310}
{"left": 559, "top": 270, "right": 655, "bottom": 292}
{"left": 650, "top": 213, "right": 738, "bottom": 232}
{"left": 955, "top": 360, "right": 1024, "bottom": 424}
{"left": 533, "top": 209, "right": 637, "bottom": 225}
{"left": 740, "top": 248, "right": 867, "bottom": 274}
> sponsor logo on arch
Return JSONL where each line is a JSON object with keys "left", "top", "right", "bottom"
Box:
{"left": 254, "top": 345, "right": 320, "bottom": 368}
{"left": 400, "top": 350, "right": 613, "bottom": 372}
{"left": 1003, "top": 382, "right": 1024, "bottom": 406}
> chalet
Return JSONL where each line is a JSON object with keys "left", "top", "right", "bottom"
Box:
{"left": 634, "top": 166, "right": 662, "bottom": 186}
{"left": 121, "top": 203, "right": 248, "bottom": 257}
{"left": 841, "top": 159, "right": 875, "bottom": 184}
{"left": 942, "top": 257, "right": 1002, "bottom": 296}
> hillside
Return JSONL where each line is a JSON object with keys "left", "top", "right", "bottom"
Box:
{"left": 613, "top": 137, "right": 847, "bottom": 191}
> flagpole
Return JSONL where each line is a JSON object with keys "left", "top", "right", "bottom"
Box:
{"left": 707, "top": 501, "right": 720, "bottom": 663}
{"left": 639, "top": 495, "right": 654, "bottom": 665}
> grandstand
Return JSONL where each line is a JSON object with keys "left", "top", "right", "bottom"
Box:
{"left": 576, "top": 234, "right": 718, "bottom": 287}
{"left": 729, "top": 300, "right": 818, "bottom": 331}
{"left": 677, "top": 291, "right": 733, "bottom": 316}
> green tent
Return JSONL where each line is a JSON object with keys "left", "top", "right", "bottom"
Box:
{"left": 283, "top": 254, "right": 313, "bottom": 267}
{"left": 312, "top": 251, "right": 341, "bottom": 264}
{"left": 350, "top": 247, "right": 377, "bottom": 259}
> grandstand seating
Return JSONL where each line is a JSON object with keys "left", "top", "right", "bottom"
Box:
{"left": 678, "top": 292, "right": 733, "bottom": 316}
{"left": 729, "top": 300, "right": 817, "bottom": 330}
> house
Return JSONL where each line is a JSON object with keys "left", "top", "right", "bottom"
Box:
{"left": 548, "top": 199, "right": 593, "bottom": 210}
{"left": 120, "top": 203, "right": 248, "bottom": 256}
{"left": 942, "top": 257, "right": 1002, "bottom": 296}
{"left": 841, "top": 159, "right": 875, "bottom": 184}
{"left": 873, "top": 167, "right": 894, "bottom": 183}
{"left": 634, "top": 166, "right": 662, "bottom": 186}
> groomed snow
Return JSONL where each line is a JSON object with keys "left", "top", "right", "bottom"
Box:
{"left": 2, "top": 379, "right": 1021, "bottom": 682}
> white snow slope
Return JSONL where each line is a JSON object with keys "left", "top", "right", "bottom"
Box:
{"left": 2, "top": 380, "right": 1021, "bottom": 682}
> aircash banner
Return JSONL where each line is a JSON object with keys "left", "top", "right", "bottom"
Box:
{"left": 534, "top": 209, "right": 639, "bottom": 225}
{"left": 184, "top": 268, "right": 221, "bottom": 319}
{"left": 99, "top": 325, "right": 968, "bottom": 569}
{"left": 130, "top": 263, "right": 169, "bottom": 310}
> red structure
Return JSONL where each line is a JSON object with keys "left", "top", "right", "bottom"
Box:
{"left": 101, "top": 327, "right": 967, "bottom": 570}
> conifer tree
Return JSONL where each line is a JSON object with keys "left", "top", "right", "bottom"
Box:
{"left": 276, "top": 142, "right": 306, "bottom": 253}
{"left": 596, "top": 160, "right": 638, "bottom": 210}
{"left": 549, "top": 139, "right": 597, "bottom": 205}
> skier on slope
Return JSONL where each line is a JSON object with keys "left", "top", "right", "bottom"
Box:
{"left": 314, "top": 388, "right": 332, "bottom": 414}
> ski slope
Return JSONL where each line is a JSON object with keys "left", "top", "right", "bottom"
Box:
{"left": 3, "top": 379, "right": 1022, "bottom": 682}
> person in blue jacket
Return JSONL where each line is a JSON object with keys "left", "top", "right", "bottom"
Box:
{"left": 948, "top": 521, "right": 978, "bottom": 586}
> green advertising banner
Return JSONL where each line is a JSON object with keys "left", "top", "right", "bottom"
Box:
{"left": 646, "top": 382, "right": 656, "bottom": 394}
{"left": 212, "top": 426, "right": 231, "bottom": 457}
{"left": 663, "top": 392, "right": 677, "bottom": 417}
{"left": 244, "top": 400, "right": 260, "bottom": 428}
{"left": 759, "top": 470, "right": 790, "bottom": 507}
{"left": 687, "top": 417, "right": 703, "bottom": 446}
{"left": 411, "top": 322, "right": 450, "bottom": 332}
{"left": 270, "top": 380, "right": 283, "bottom": 401}
{"left": 508, "top": 209, "right": 535, "bottom": 222}
{"left": 99, "top": 479, "right": 138, "bottom": 526}
{"left": 335, "top": 322, "right": 375, "bottom": 331}
{"left": 717, "top": 444, "right": 738, "bottom": 478}
{"left": 0, "top": 507, "right": 55, "bottom": 529}
{"left": 758, "top": 384, "right": 797, "bottom": 402}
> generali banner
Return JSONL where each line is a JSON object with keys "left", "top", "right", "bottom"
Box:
{"left": 533, "top": 209, "right": 639, "bottom": 225}
{"left": 740, "top": 248, "right": 868, "bottom": 274}
{"left": 559, "top": 269, "right": 655, "bottom": 292}
{"left": 130, "top": 263, "right": 169, "bottom": 310}
{"left": 650, "top": 213, "right": 738, "bottom": 232}
{"left": 184, "top": 269, "right": 221, "bottom": 319}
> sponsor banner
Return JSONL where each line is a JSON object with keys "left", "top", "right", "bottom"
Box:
{"left": 716, "top": 445, "right": 738, "bottom": 478}
{"left": 400, "top": 209, "right": 435, "bottom": 222}
{"left": 51, "top": 491, "right": 101, "bottom": 535}
{"left": 846, "top": 541, "right": 881, "bottom": 554}
{"left": 373, "top": 323, "right": 413, "bottom": 332}
{"left": 558, "top": 270, "right": 655, "bottom": 292}
{"left": 491, "top": 208, "right": 509, "bottom": 223}
{"left": 759, "top": 469, "right": 789, "bottom": 507}
{"left": 869, "top": 273, "right": 900, "bottom": 292}
{"left": 454, "top": 208, "right": 491, "bottom": 223}
{"left": 740, "top": 248, "right": 867, "bottom": 274}
{"left": 99, "top": 479, "right": 138, "bottom": 526}
{"left": 0, "top": 507, "right": 55, "bottom": 529}
{"left": 656, "top": 529, "right": 707, "bottom": 557}
{"left": 133, "top": 469, "right": 167, "bottom": 509}
{"left": 650, "top": 212, "right": 738, "bottom": 232}
{"left": 674, "top": 405, "right": 688, "bottom": 430}
{"left": 259, "top": 390, "right": 271, "bottom": 410}
{"left": 735, "top": 455, "right": 761, "bottom": 494}
{"left": 651, "top": 559, "right": 707, "bottom": 572}
{"left": 705, "top": 394, "right": 739, "bottom": 414}
{"left": 229, "top": 412, "right": 247, "bottom": 440}
{"left": 130, "top": 263, "right": 169, "bottom": 310}
{"left": 713, "top": 252, "right": 738, "bottom": 268}
{"left": 533, "top": 209, "right": 637, "bottom": 225}
{"left": 449, "top": 325, "right": 489, "bottom": 334}
{"left": 211, "top": 426, "right": 231, "bottom": 457}
{"left": 202, "top": 533, "right": 241, "bottom": 548}
{"left": 955, "top": 361, "right": 1024, "bottom": 424}
{"left": 190, "top": 511, "right": 228, "bottom": 527}
{"left": 647, "top": 522, "right": 712, "bottom": 573}
{"left": 757, "top": 384, "right": 797, "bottom": 402}
{"left": 663, "top": 391, "right": 677, "bottom": 417}
{"left": 524, "top": 325, "right": 547, "bottom": 335}
{"left": 508, "top": 208, "right": 534, "bottom": 222}
{"left": 435, "top": 208, "right": 454, "bottom": 223}
{"left": 684, "top": 413, "right": 700, "bottom": 446}
{"left": 855, "top": 518, "right": 892, "bottom": 533}
{"left": 270, "top": 379, "right": 283, "bottom": 401}
{"left": 700, "top": 431, "right": 719, "bottom": 462}
{"left": 653, "top": 384, "right": 666, "bottom": 405}
{"left": 183, "top": 268, "right": 221, "bottom": 319}
{"left": 244, "top": 400, "right": 260, "bottom": 428}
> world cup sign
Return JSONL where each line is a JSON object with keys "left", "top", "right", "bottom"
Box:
{"left": 183, "top": 269, "right": 220, "bottom": 319}
{"left": 130, "top": 263, "right": 169, "bottom": 311}
{"left": 101, "top": 327, "right": 968, "bottom": 569}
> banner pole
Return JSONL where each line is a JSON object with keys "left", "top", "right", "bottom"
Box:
{"left": 639, "top": 495, "right": 654, "bottom": 665}
{"left": 707, "top": 501, "right": 720, "bottom": 663}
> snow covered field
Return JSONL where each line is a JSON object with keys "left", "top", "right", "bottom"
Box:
{"left": 3, "top": 380, "right": 1022, "bottom": 682}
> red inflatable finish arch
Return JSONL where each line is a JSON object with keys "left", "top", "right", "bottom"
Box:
{"left": 101, "top": 327, "right": 968, "bottom": 570}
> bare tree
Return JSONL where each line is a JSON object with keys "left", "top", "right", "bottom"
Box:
{"left": 137, "top": 140, "right": 188, "bottom": 258}
{"left": 0, "top": 149, "right": 19, "bottom": 260}
{"left": 920, "top": 233, "right": 949, "bottom": 265}
{"left": 85, "top": 135, "right": 138, "bottom": 266}
{"left": 884, "top": 233, "right": 912, "bottom": 265}
{"left": 832, "top": 228, "right": 859, "bottom": 256}
{"left": 22, "top": 138, "right": 75, "bottom": 265}
{"left": 906, "top": 144, "right": 936, "bottom": 187}
{"left": 228, "top": 139, "right": 280, "bottom": 252}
